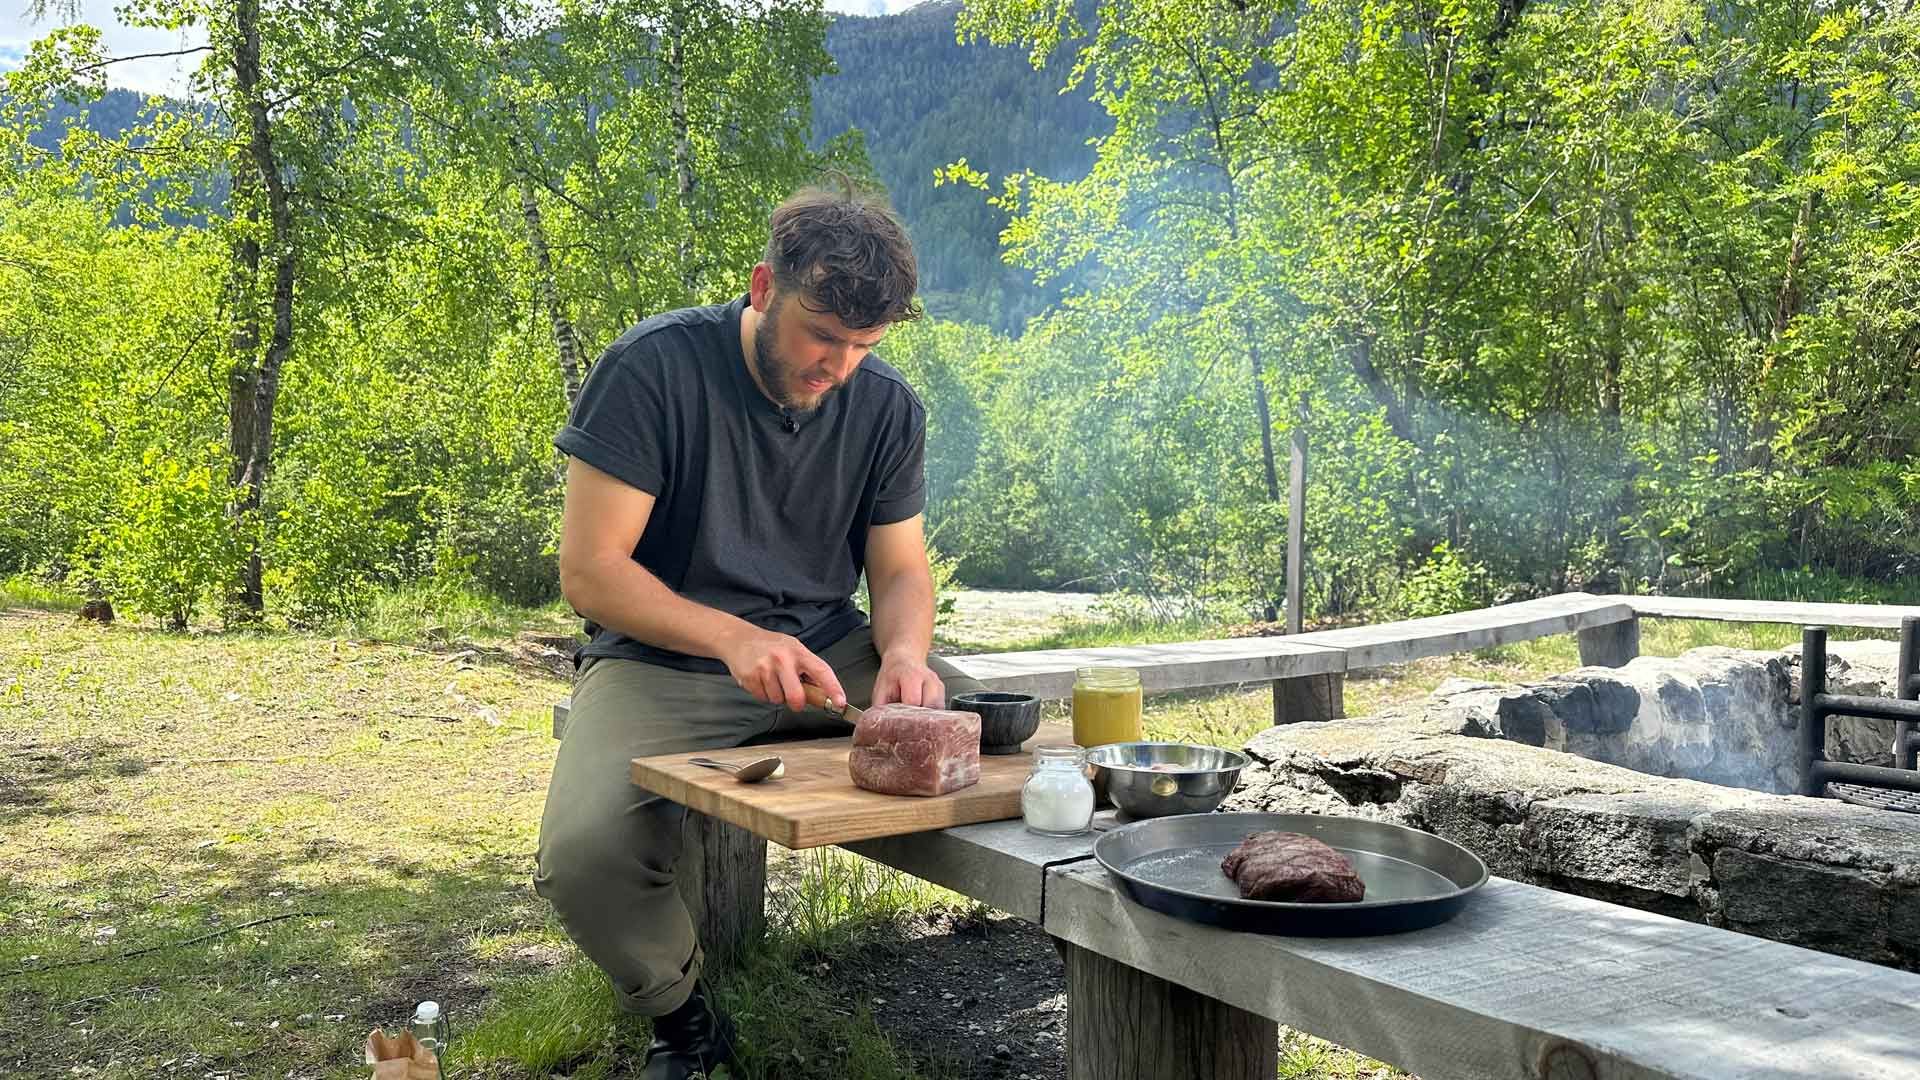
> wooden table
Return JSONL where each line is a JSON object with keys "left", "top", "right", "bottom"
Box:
{"left": 630, "top": 727, "right": 1078, "bottom": 848}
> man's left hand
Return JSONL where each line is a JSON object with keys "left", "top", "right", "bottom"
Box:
{"left": 873, "top": 654, "right": 946, "bottom": 708}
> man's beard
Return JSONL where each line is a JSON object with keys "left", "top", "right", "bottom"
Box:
{"left": 753, "top": 297, "right": 842, "bottom": 412}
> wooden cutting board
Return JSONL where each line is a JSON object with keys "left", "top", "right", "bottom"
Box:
{"left": 630, "top": 724, "right": 1078, "bottom": 849}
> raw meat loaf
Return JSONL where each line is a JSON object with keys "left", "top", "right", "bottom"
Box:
{"left": 847, "top": 704, "right": 982, "bottom": 797}
{"left": 1220, "top": 830, "right": 1366, "bottom": 902}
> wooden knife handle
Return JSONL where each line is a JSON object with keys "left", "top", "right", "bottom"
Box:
{"left": 802, "top": 681, "right": 838, "bottom": 714}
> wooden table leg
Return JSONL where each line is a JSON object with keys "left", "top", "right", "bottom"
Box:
{"left": 677, "top": 808, "right": 767, "bottom": 967}
{"left": 1055, "top": 937, "right": 1277, "bottom": 1080}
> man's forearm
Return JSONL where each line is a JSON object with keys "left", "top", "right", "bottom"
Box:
{"left": 562, "top": 554, "right": 755, "bottom": 661}
{"left": 868, "top": 566, "right": 935, "bottom": 662}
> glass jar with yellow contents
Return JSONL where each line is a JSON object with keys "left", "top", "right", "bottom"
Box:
{"left": 1071, "top": 666, "right": 1142, "bottom": 748}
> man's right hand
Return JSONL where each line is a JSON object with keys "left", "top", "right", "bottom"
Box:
{"left": 720, "top": 625, "right": 847, "bottom": 713}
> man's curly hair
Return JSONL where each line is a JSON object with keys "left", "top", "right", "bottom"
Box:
{"left": 764, "top": 179, "right": 922, "bottom": 330}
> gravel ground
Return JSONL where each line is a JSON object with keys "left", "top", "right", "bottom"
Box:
{"left": 937, "top": 589, "right": 1106, "bottom": 651}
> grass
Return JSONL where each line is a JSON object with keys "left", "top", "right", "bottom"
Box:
{"left": 4, "top": 582, "right": 1903, "bottom": 1080}
{"left": 0, "top": 573, "right": 84, "bottom": 612}
{"left": 327, "top": 580, "right": 578, "bottom": 647}
{"left": 0, "top": 610, "right": 949, "bottom": 1080}
{"left": 955, "top": 613, "right": 1231, "bottom": 654}
{"left": 1695, "top": 566, "right": 1920, "bottom": 606}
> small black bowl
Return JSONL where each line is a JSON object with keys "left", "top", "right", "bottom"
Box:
{"left": 950, "top": 691, "right": 1042, "bottom": 755}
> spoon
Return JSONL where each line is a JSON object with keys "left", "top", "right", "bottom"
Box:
{"left": 689, "top": 755, "right": 784, "bottom": 784}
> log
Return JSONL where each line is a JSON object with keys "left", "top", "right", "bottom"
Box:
{"left": 1273, "top": 671, "right": 1344, "bottom": 725}
{"left": 675, "top": 809, "right": 767, "bottom": 967}
{"left": 1577, "top": 616, "right": 1641, "bottom": 668}
{"left": 1055, "top": 937, "right": 1277, "bottom": 1080}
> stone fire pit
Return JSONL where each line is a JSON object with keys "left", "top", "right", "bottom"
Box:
{"left": 1223, "top": 641, "right": 1920, "bottom": 970}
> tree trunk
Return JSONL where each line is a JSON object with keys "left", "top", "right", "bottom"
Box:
{"left": 1345, "top": 334, "right": 1420, "bottom": 445}
{"left": 1772, "top": 190, "right": 1820, "bottom": 342}
{"left": 668, "top": 1, "right": 699, "bottom": 301}
{"left": 226, "top": 0, "right": 296, "bottom": 619}
{"left": 518, "top": 176, "right": 588, "bottom": 403}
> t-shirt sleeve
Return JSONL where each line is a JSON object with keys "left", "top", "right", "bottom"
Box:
{"left": 871, "top": 410, "right": 927, "bottom": 525}
{"left": 553, "top": 343, "right": 669, "bottom": 496}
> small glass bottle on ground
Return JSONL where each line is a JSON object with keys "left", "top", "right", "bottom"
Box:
{"left": 411, "top": 999, "right": 450, "bottom": 1073}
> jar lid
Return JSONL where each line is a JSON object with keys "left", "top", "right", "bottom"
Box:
{"left": 1075, "top": 666, "right": 1141, "bottom": 688}
{"left": 413, "top": 1001, "right": 440, "bottom": 1023}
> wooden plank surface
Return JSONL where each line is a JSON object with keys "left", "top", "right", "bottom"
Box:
{"left": 630, "top": 724, "right": 1079, "bottom": 849}
{"left": 845, "top": 816, "right": 1100, "bottom": 922}
{"left": 1294, "top": 592, "right": 1636, "bottom": 668}
{"left": 950, "top": 637, "right": 1346, "bottom": 700}
{"left": 1043, "top": 864, "right": 1920, "bottom": 1080}
{"left": 1626, "top": 595, "right": 1920, "bottom": 630}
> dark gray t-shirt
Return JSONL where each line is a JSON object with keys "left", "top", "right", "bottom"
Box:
{"left": 554, "top": 294, "right": 927, "bottom": 673}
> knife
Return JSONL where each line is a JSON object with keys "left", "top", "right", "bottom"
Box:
{"left": 803, "top": 681, "right": 865, "bottom": 725}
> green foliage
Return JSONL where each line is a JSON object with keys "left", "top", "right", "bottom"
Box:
{"left": 4, "top": 0, "right": 1918, "bottom": 632}
{"left": 81, "top": 447, "right": 245, "bottom": 629}
{"left": 940, "top": 0, "right": 1920, "bottom": 610}
{"left": 1391, "top": 543, "right": 1497, "bottom": 620}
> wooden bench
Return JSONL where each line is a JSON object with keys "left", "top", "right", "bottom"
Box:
{"left": 1624, "top": 595, "right": 1920, "bottom": 629}
{"left": 857, "top": 817, "right": 1920, "bottom": 1078}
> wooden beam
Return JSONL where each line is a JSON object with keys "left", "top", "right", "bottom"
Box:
{"left": 1286, "top": 401, "right": 1307, "bottom": 636}
{"left": 950, "top": 638, "right": 1347, "bottom": 700}
{"left": 1056, "top": 938, "right": 1277, "bottom": 1080}
{"left": 1625, "top": 596, "right": 1920, "bottom": 629}
{"left": 1043, "top": 863, "right": 1920, "bottom": 1080}
{"left": 1294, "top": 593, "right": 1636, "bottom": 669}
{"left": 845, "top": 817, "right": 1097, "bottom": 923}
{"left": 1577, "top": 616, "right": 1641, "bottom": 667}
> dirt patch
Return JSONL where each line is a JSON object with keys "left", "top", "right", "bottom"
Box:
{"left": 825, "top": 908, "right": 1066, "bottom": 1080}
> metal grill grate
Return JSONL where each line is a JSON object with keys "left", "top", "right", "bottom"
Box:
{"left": 1829, "top": 782, "right": 1920, "bottom": 815}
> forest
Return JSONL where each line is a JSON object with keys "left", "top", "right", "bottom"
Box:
{"left": 3, "top": 0, "right": 1917, "bottom": 632}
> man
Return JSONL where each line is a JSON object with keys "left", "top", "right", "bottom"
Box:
{"left": 535, "top": 183, "right": 985, "bottom": 1079}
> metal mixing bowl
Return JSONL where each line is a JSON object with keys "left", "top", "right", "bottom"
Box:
{"left": 1082, "top": 742, "right": 1250, "bottom": 818}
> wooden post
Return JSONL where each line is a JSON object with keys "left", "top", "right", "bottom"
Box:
{"left": 1286, "top": 397, "right": 1308, "bottom": 635}
{"left": 1273, "top": 672, "right": 1344, "bottom": 725}
{"left": 1576, "top": 617, "right": 1641, "bottom": 668}
{"left": 1055, "top": 938, "right": 1277, "bottom": 1080}
{"left": 676, "top": 809, "right": 767, "bottom": 967}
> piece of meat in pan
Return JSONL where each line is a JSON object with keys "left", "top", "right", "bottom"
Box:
{"left": 1220, "top": 830, "right": 1366, "bottom": 902}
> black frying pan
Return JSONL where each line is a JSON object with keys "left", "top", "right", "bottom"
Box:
{"left": 1092, "top": 812, "right": 1488, "bottom": 936}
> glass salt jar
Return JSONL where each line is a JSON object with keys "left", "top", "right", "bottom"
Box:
{"left": 1021, "top": 746, "right": 1095, "bottom": 836}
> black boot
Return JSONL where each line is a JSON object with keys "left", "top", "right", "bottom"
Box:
{"left": 638, "top": 979, "right": 736, "bottom": 1079}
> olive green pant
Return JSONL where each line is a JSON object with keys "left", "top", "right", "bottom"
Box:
{"left": 533, "top": 626, "right": 985, "bottom": 1017}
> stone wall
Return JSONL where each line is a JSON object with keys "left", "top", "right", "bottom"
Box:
{"left": 1423, "top": 640, "right": 1907, "bottom": 794}
{"left": 1223, "top": 700, "right": 1920, "bottom": 970}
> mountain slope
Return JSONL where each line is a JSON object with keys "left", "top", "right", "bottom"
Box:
{"left": 812, "top": 0, "right": 1107, "bottom": 330}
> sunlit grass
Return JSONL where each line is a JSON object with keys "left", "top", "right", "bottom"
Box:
{"left": 323, "top": 579, "right": 577, "bottom": 646}
{"left": 0, "top": 573, "right": 84, "bottom": 612}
